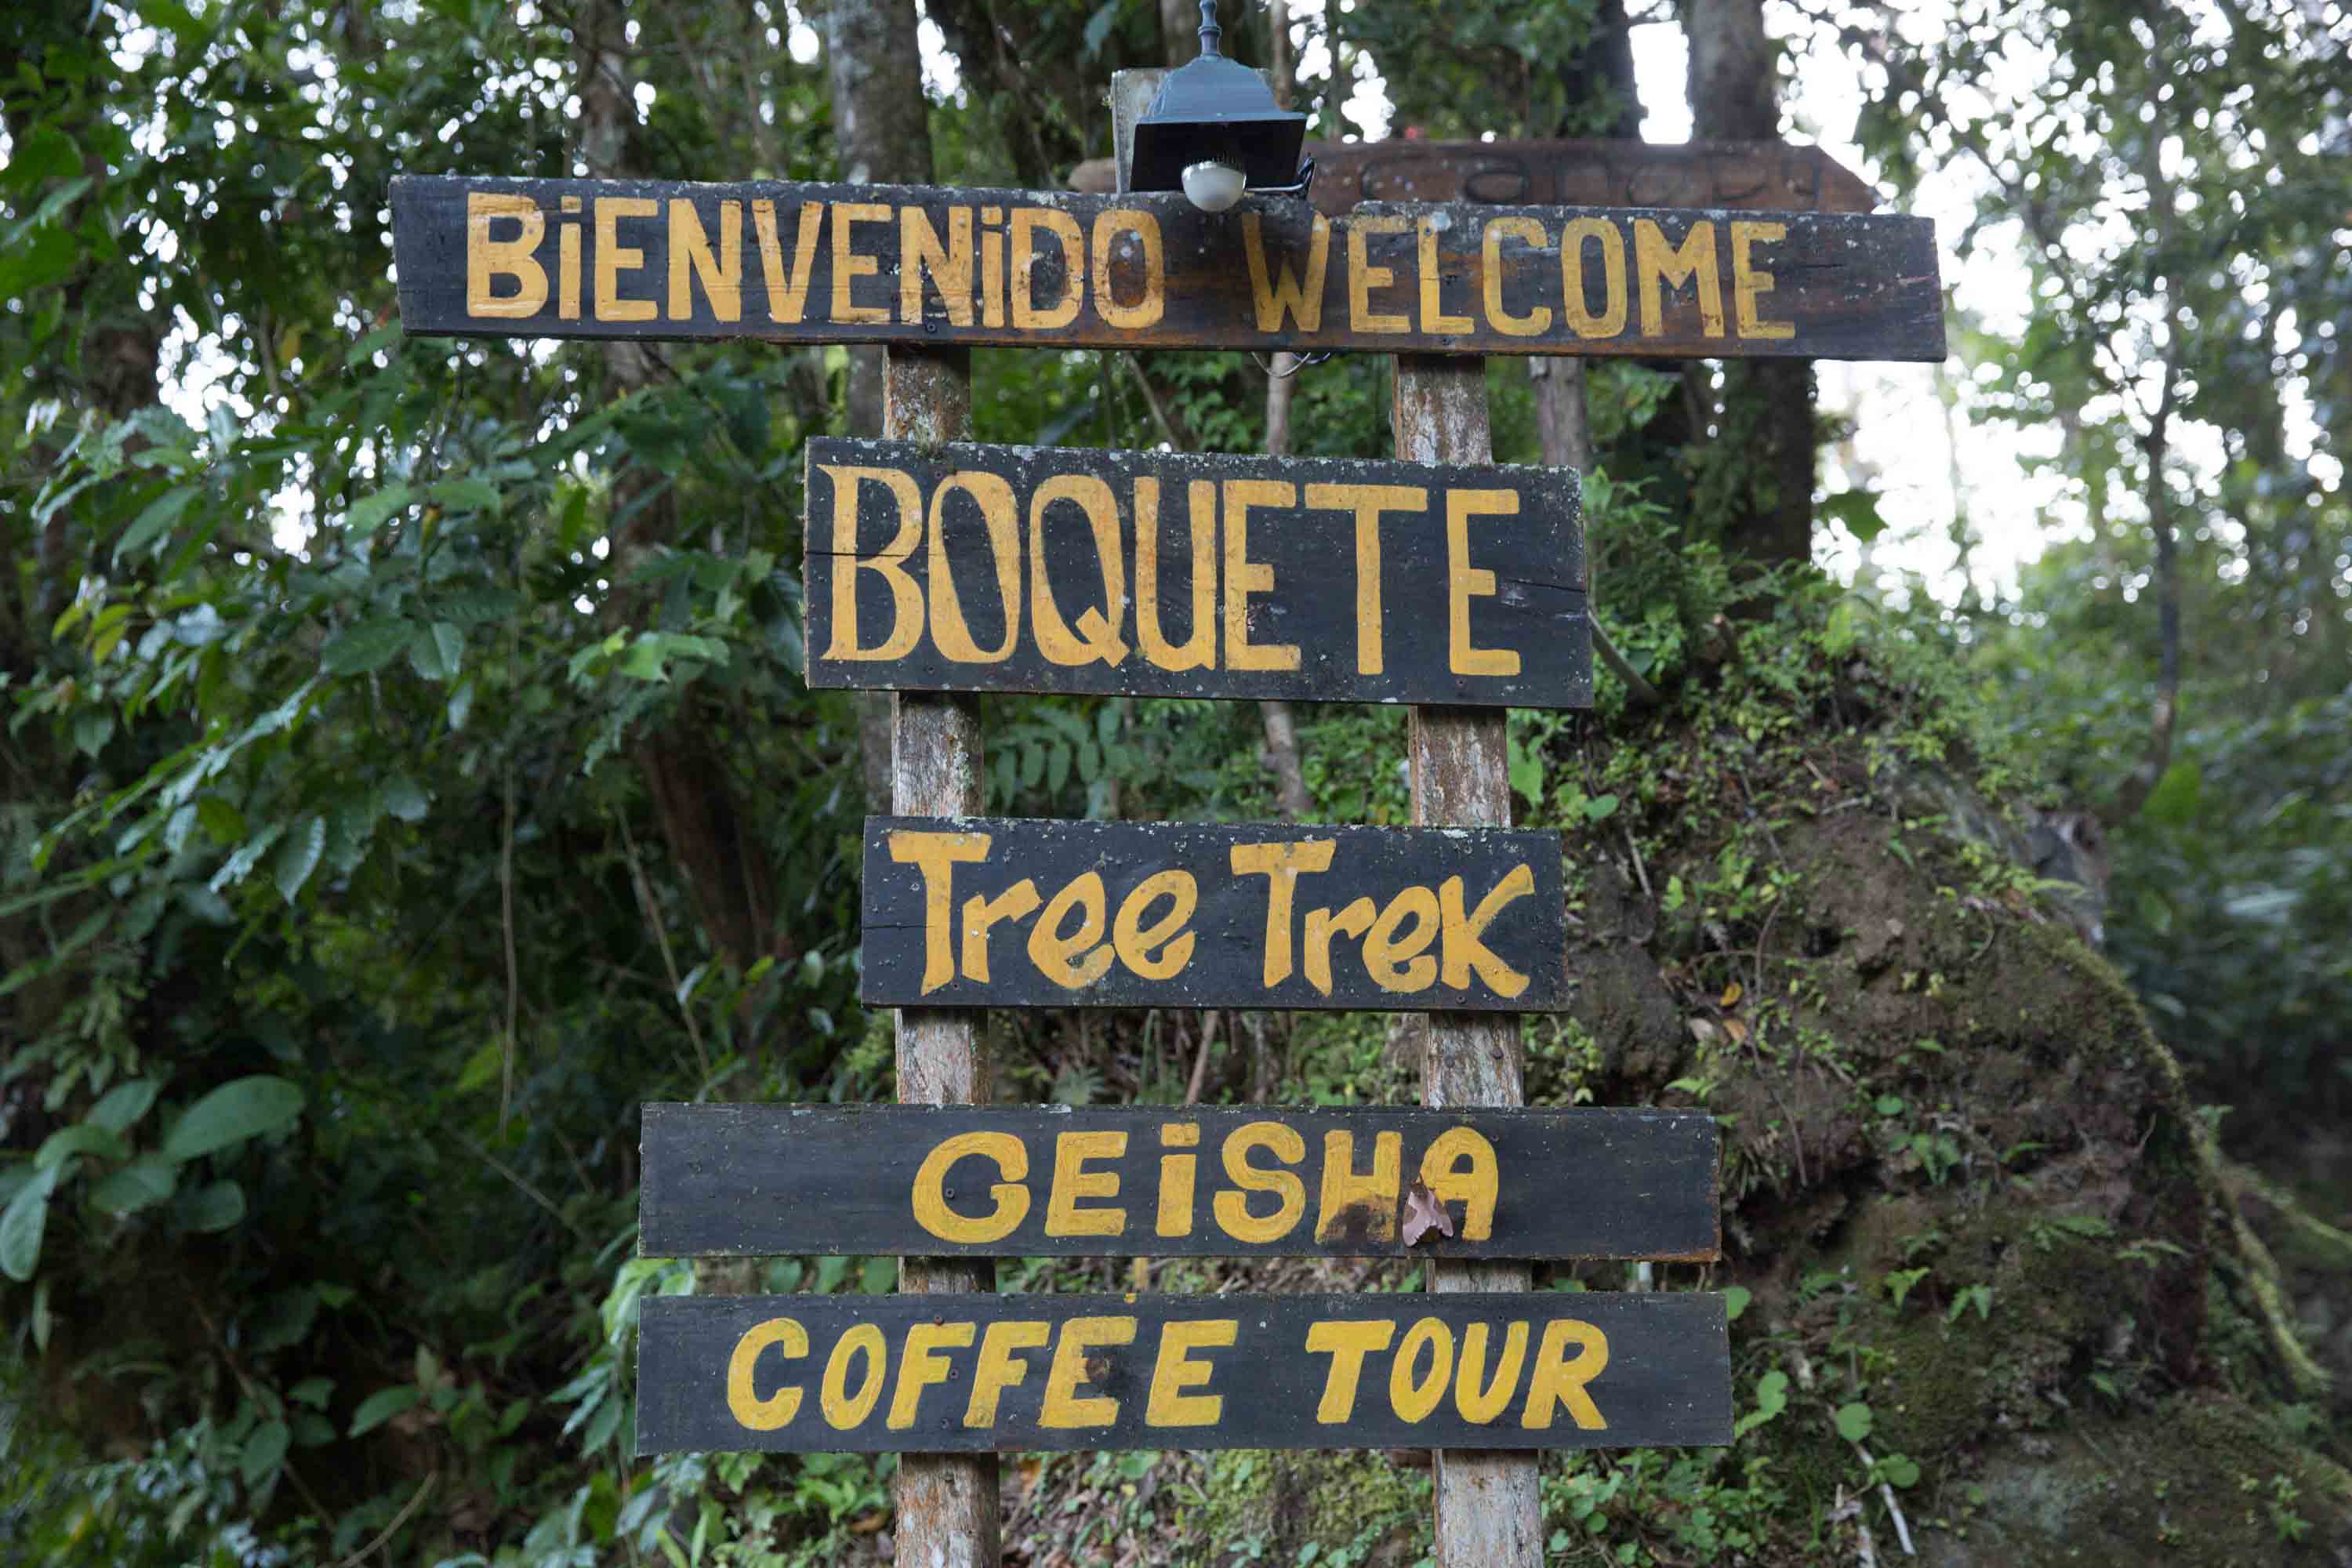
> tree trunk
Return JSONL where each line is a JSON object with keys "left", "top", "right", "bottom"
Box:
{"left": 820, "top": 0, "right": 937, "bottom": 813}
{"left": 576, "top": 2, "right": 782, "bottom": 983}
{"left": 1160, "top": 0, "right": 1203, "bottom": 64}
{"left": 1686, "top": 0, "right": 1816, "bottom": 569}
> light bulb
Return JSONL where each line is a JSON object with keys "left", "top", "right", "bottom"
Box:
{"left": 1181, "top": 160, "right": 1247, "bottom": 213}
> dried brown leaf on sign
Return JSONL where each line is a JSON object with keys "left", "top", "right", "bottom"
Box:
{"left": 1723, "top": 1017, "right": 1750, "bottom": 1046}
{"left": 1401, "top": 1179, "right": 1455, "bottom": 1247}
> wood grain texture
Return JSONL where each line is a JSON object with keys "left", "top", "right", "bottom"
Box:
{"left": 882, "top": 345, "right": 996, "bottom": 1568}
{"left": 859, "top": 816, "right": 1569, "bottom": 1012}
{"left": 1394, "top": 353, "right": 1541, "bottom": 1568}
{"left": 389, "top": 175, "right": 1944, "bottom": 361}
{"left": 1305, "top": 137, "right": 1878, "bottom": 216}
{"left": 637, "top": 1104, "right": 1721, "bottom": 1261}
{"left": 803, "top": 438, "right": 1592, "bottom": 708}
{"left": 635, "top": 1291, "right": 1733, "bottom": 1455}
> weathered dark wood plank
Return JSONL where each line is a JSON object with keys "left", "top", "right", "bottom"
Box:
{"left": 639, "top": 1104, "right": 1720, "bottom": 1262}
{"left": 636, "top": 1290, "right": 1732, "bottom": 1455}
{"left": 803, "top": 438, "right": 1589, "bottom": 708}
{"left": 1305, "top": 137, "right": 1879, "bottom": 216}
{"left": 859, "top": 817, "right": 1567, "bottom": 1012}
{"left": 389, "top": 175, "right": 1942, "bottom": 360}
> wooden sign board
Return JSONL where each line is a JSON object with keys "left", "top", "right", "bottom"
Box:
{"left": 639, "top": 1105, "right": 1720, "bottom": 1262}
{"left": 862, "top": 817, "right": 1566, "bottom": 1011}
{"left": 637, "top": 1290, "right": 1732, "bottom": 1455}
{"left": 389, "top": 175, "right": 1944, "bottom": 361}
{"left": 1304, "top": 138, "right": 1878, "bottom": 217}
{"left": 804, "top": 438, "right": 1589, "bottom": 709}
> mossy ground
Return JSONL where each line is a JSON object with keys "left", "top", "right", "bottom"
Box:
{"left": 996, "top": 594, "right": 2349, "bottom": 1566}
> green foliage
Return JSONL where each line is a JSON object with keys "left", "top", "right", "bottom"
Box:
{"left": 1, "top": 0, "right": 2343, "bottom": 1560}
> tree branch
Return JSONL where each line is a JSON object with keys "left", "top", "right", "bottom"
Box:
{"left": 2107, "top": 350, "right": 2183, "bottom": 824}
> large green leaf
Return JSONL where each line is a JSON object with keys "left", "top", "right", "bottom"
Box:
{"left": 89, "top": 1156, "right": 180, "bottom": 1216}
{"left": 89, "top": 1077, "right": 162, "bottom": 1134}
{"left": 34, "top": 1123, "right": 129, "bottom": 1171}
{"left": 240, "top": 1419, "right": 289, "bottom": 1486}
{"left": 183, "top": 1179, "right": 247, "bottom": 1232}
{"left": 321, "top": 617, "right": 414, "bottom": 676}
{"left": 349, "top": 1385, "right": 420, "bottom": 1437}
{"left": 118, "top": 484, "right": 199, "bottom": 557}
{"left": 160, "top": 1076, "right": 305, "bottom": 1162}
{"left": 274, "top": 815, "right": 325, "bottom": 902}
{"left": 0, "top": 1166, "right": 62, "bottom": 1281}
{"left": 343, "top": 482, "right": 416, "bottom": 540}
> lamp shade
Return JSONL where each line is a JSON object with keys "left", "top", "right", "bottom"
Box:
{"left": 1129, "top": 50, "right": 1307, "bottom": 195}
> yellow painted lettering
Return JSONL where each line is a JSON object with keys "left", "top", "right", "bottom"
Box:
{"left": 1520, "top": 1319, "right": 1609, "bottom": 1430}
{"left": 1455, "top": 1320, "right": 1530, "bottom": 1424}
{"left": 1303, "top": 482, "right": 1425, "bottom": 677}
{"left": 832, "top": 201, "right": 891, "bottom": 324}
{"left": 1040, "top": 1316, "right": 1134, "bottom": 1428}
{"left": 887, "top": 1320, "right": 975, "bottom": 1429}
{"left": 1214, "top": 1120, "right": 1306, "bottom": 1244}
{"left": 753, "top": 200, "right": 825, "bottom": 324}
{"left": 927, "top": 470, "right": 1021, "bottom": 664}
{"left": 1156, "top": 1123, "right": 1198, "bottom": 1238}
{"left": 822, "top": 464, "right": 925, "bottom": 662}
{"left": 594, "top": 196, "right": 658, "bottom": 322}
{"left": 1417, "top": 216, "right": 1474, "bottom": 334}
{"left": 1418, "top": 1127, "right": 1499, "bottom": 1241}
{"left": 1011, "top": 208, "right": 1085, "bottom": 330}
{"left": 667, "top": 198, "right": 742, "bottom": 321}
{"left": 888, "top": 829, "right": 990, "bottom": 995}
{"left": 1388, "top": 1317, "right": 1454, "bottom": 1423}
{"left": 1222, "top": 479, "right": 1299, "bottom": 673}
{"left": 1363, "top": 885, "right": 1440, "bottom": 993}
{"left": 1303, "top": 895, "right": 1377, "bottom": 998}
{"left": 964, "top": 1319, "right": 1051, "bottom": 1427}
{"left": 1229, "top": 840, "right": 1337, "bottom": 987}
{"left": 1315, "top": 1130, "right": 1403, "bottom": 1243}
{"left": 1134, "top": 477, "right": 1217, "bottom": 673}
{"left": 902, "top": 205, "right": 975, "bottom": 326}
{"left": 909, "top": 1130, "right": 1031, "bottom": 1245}
{"left": 1305, "top": 1319, "right": 1396, "bottom": 1423}
{"left": 1091, "top": 209, "right": 1165, "bottom": 329}
{"left": 1481, "top": 216, "right": 1551, "bottom": 337}
{"left": 1242, "top": 211, "right": 1331, "bottom": 331}
{"left": 1347, "top": 215, "right": 1412, "bottom": 332}
{"left": 1439, "top": 863, "right": 1534, "bottom": 998}
{"left": 1635, "top": 217, "right": 1723, "bottom": 339}
{"left": 1731, "top": 220, "right": 1794, "bottom": 339}
{"left": 1028, "top": 871, "right": 1115, "bottom": 989}
{"left": 1446, "top": 488, "right": 1522, "bottom": 678}
{"left": 820, "top": 1323, "right": 887, "bottom": 1429}
{"left": 1146, "top": 1318, "right": 1236, "bottom": 1427}
{"left": 725, "top": 1316, "right": 807, "bottom": 1431}
{"left": 980, "top": 206, "right": 1007, "bottom": 327}
{"left": 1112, "top": 869, "right": 1197, "bottom": 981}
{"left": 1559, "top": 216, "right": 1628, "bottom": 339}
{"left": 1044, "top": 1130, "right": 1127, "bottom": 1238}
{"left": 960, "top": 880, "right": 1041, "bottom": 985}
{"left": 557, "top": 201, "right": 581, "bottom": 319}
{"left": 1029, "top": 474, "right": 1128, "bottom": 667}
{"left": 466, "top": 193, "right": 547, "bottom": 318}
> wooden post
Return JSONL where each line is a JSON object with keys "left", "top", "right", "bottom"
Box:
{"left": 884, "top": 344, "right": 999, "bottom": 1568}
{"left": 1395, "top": 352, "right": 1542, "bottom": 1566}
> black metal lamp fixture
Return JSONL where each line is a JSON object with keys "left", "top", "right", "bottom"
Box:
{"left": 1131, "top": 1, "right": 1310, "bottom": 212}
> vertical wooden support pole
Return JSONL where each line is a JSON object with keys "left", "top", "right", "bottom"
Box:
{"left": 884, "top": 345, "right": 1000, "bottom": 1568}
{"left": 1395, "top": 353, "right": 1542, "bottom": 1567}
